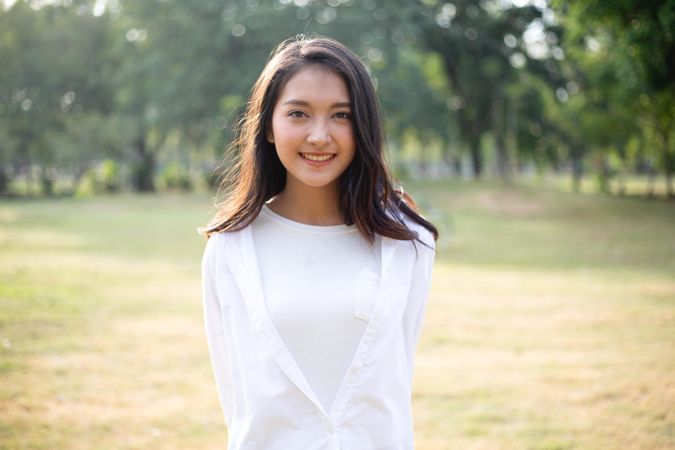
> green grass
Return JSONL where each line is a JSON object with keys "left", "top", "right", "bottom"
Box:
{"left": 1, "top": 182, "right": 673, "bottom": 449}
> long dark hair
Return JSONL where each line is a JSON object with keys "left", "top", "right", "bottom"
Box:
{"left": 202, "top": 35, "right": 438, "bottom": 247}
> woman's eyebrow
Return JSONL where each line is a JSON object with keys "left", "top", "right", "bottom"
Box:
{"left": 282, "top": 99, "right": 351, "bottom": 108}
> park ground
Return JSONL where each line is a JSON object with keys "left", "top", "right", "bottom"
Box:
{"left": 0, "top": 179, "right": 674, "bottom": 449}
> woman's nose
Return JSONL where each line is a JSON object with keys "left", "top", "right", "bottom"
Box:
{"left": 307, "top": 119, "right": 331, "bottom": 147}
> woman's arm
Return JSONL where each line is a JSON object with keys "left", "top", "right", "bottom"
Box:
{"left": 202, "top": 235, "right": 234, "bottom": 427}
{"left": 411, "top": 230, "right": 436, "bottom": 344}
{"left": 402, "top": 228, "right": 436, "bottom": 378}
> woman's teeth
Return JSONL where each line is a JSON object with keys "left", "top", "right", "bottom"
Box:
{"left": 301, "top": 153, "right": 335, "bottom": 161}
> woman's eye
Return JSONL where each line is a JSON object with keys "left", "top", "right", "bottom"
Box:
{"left": 288, "top": 111, "right": 306, "bottom": 118}
{"left": 334, "top": 111, "right": 351, "bottom": 120}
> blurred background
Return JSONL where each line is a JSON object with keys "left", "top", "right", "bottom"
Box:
{"left": 0, "top": 0, "right": 673, "bottom": 449}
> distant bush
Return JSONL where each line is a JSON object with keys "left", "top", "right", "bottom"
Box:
{"left": 75, "top": 159, "right": 121, "bottom": 197}
{"left": 160, "top": 163, "right": 193, "bottom": 192}
{"left": 99, "top": 160, "right": 121, "bottom": 193}
{"left": 40, "top": 172, "right": 55, "bottom": 196}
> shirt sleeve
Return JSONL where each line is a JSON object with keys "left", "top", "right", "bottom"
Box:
{"left": 403, "top": 227, "right": 436, "bottom": 367}
{"left": 201, "top": 235, "right": 234, "bottom": 427}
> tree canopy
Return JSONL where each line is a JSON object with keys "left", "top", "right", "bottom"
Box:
{"left": 1, "top": 0, "right": 672, "bottom": 197}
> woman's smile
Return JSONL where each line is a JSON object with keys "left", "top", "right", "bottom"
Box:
{"left": 299, "top": 152, "right": 338, "bottom": 164}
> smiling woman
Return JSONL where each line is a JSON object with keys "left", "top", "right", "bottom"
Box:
{"left": 200, "top": 35, "right": 438, "bottom": 450}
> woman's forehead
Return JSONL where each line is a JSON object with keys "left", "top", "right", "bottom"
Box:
{"left": 277, "top": 65, "right": 350, "bottom": 105}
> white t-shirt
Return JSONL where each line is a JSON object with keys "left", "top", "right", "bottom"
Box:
{"left": 202, "top": 210, "right": 436, "bottom": 448}
{"left": 251, "top": 203, "right": 381, "bottom": 412}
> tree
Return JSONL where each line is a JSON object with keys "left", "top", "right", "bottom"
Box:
{"left": 0, "top": 1, "right": 118, "bottom": 195}
{"left": 554, "top": 0, "right": 675, "bottom": 197}
{"left": 414, "top": 0, "right": 550, "bottom": 179}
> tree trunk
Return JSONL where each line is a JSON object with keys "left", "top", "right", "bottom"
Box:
{"left": 664, "top": 148, "right": 673, "bottom": 199}
{"left": 616, "top": 142, "right": 627, "bottom": 196}
{"left": 508, "top": 95, "right": 519, "bottom": 176}
{"left": 442, "top": 147, "right": 461, "bottom": 177}
{"left": 571, "top": 147, "right": 583, "bottom": 193}
{"left": 39, "top": 166, "right": 54, "bottom": 197}
{"left": 646, "top": 167, "right": 656, "bottom": 198}
{"left": 469, "top": 136, "right": 483, "bottom": 179}
{"left": 493, "top": 90, "right": 510, "bottom": 181}
{"left": 595, "top": 152, "right": 610, "bottom": 194}
{"left": 453, "top": 154, "right": 462, "bottom": 176}
{"left": 616, "top": 169, "right": 626, "bottom": 196}
{"left": 456, "top": 99, "right": 483, "bottom": 179}
{"left": 0, "top": 165, "right": 8, "bottom": 196}
{"left": 650, "top": 95, "right": 673, "bottom": 198}
{"left": 418, "top": 132, "right": 430, "bottom": 177}
{"left": 71, "top": 164, "right": 88, "bottom": 194}
{"left": 26, "top": 164, "right": 35, "bottom": 197}
{"left": 658, "top": 127, "right": 673, "bottom": 199}
{"left": 131, "top": 121, "right": 155, "bottom": 192}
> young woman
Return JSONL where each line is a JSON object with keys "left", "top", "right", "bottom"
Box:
{"left": 201, "top": 35, "right": 438, "bottom": 450}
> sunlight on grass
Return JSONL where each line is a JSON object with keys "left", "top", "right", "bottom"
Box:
{"left": 1, "top": 182, "right": 673, "bottom": 449}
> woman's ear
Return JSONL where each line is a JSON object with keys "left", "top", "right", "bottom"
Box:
{"left": 266, "top": 124, "right": 275, "bottom": 143}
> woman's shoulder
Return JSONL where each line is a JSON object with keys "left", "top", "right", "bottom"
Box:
{"left": 399, "top": 213, "right": 435, "bottom": 251}
{"left": 205, "top": 229, "right": 230, "bottom": 248}
{"left": 202, "top": 228, "right": 242, "bottom": 264}
{"left": 202, "top": 232, "right": 224, "bottom": 268}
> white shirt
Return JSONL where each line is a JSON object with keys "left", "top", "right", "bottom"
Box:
{"left": 201, "top": 210, "right": 435, "bottom": 450}
{"left": 251, "top": 204, "right": 381, "bottom": 413}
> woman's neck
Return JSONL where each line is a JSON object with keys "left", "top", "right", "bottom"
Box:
{"left": 267, "top": 181, "right": 343, "bottom": 226}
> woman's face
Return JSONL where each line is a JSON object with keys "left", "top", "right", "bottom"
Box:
{"left": 268, "top": 64, "right": 356, "bottom": 193}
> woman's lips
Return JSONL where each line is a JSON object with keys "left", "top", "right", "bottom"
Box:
{"left": 300, "top": 153, "right": 337, "bottom": 165}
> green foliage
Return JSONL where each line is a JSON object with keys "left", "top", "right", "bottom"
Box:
{"left": 75, "top": 159, "right": 122, "bottom": 197}
{"left": 0, "top": 0, "right": 672, "bottom": 197}
{"left": 160, "top": 163, "right": 193, "bottom": 192}
{"left": 75, "top": 170, "right": 99, "bottom": 198}
{"left": 553, "top": 0, "right": 675, "bottom": 196}
{"left": 99, "top": 159, "right": 121, "bottom": 193}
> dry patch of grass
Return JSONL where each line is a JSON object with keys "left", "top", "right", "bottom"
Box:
{"left": 1, "top": 186, "right": 674, "bottom": 449}
{"left": 414, "top": 263, "right": 675, "bottom": 450}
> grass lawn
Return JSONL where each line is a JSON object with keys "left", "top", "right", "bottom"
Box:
{"left": 1, "top": 181, "right": 673, "bottom": 449}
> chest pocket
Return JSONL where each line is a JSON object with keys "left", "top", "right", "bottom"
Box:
{"left": 354, "top": 267, "right": 380, "bottom": 322}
